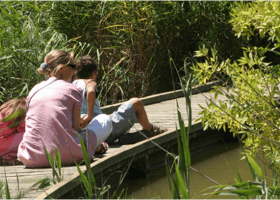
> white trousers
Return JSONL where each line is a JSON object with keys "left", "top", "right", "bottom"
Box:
{"left": 82, "top": 114, "right": 113, "bottom": 147}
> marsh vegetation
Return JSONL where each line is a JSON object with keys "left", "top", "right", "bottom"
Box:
{"left": 1, "top": 1, "right": 280, "bottom": 199}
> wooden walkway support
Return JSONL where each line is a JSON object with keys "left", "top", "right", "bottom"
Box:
{"left": 0, "top": 81, "right": 227, "bottom": 199}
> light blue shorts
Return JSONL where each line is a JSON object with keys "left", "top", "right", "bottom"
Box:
{"left": 105, "top": 101, "right": 136, "bottom": 144}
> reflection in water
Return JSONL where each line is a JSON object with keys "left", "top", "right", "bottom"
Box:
{"left": 118, "top": 141, "right": 272, "bottom": 199}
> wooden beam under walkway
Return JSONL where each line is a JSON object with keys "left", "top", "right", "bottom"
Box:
{"left": 1, "top": 80, "right": 226, "bottom": 199}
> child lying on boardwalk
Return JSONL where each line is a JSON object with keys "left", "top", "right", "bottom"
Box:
{"left": 0, "top": 98, "right": 26, "bottom": 164}
{"left": 73, "top": 55, "right": 168, "bottom": 147}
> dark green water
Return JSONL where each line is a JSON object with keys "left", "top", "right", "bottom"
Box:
{"left": 118, "top": 141, "right": 272, "bottom": 199}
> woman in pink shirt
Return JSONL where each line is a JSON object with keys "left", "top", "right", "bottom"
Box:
{"left": 0, "top": 98, "right": 26, "bottom": 163}
{"left": 17, "top": 50, "right": 106, "bottom": 168}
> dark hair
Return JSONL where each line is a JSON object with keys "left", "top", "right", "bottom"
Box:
{"left": 75, "top": 55, "right": 98, "bottom": 79}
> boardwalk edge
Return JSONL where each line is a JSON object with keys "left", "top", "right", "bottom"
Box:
{"left": 35, "top": 80, "right": 223, "bottom": 199}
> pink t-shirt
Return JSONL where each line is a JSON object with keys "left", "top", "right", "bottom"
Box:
{"left": 18, "top": 77, "right": 97, "bottom": 168}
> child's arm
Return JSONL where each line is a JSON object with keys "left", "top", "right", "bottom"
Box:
{"left": 80, "top": 80, "right": 96, "bottom": 129}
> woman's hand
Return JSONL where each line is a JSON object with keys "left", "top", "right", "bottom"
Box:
{"left": 80, "top": 115, "right": 92, "bottom": 129}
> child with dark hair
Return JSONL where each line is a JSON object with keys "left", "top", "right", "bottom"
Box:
{"left": 74, "top": 55, "right": 102, "bottom": 128}
{"left": 73, "top": 55, "right": 167, "bottom": 146}
{"left": 0, "top": 98, "right": 26, "bottom": 163}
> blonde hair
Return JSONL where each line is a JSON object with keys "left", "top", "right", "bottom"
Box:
{"left": 0, "top": 98, "right": 27, "bottom": 128}
{"left": 38, "top": 50, "right": 74, "bottom": 78}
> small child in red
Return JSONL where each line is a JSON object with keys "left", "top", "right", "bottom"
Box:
{"left": 0, "top": 98, "right": 26, "bottom": 164}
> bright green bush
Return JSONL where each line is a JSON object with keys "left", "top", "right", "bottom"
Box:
{"left": 194, "top": 1, "right": 280, "bottom": 169}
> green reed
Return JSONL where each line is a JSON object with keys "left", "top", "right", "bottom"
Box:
{"left": 49, "top": 1, "right": 239, "bottom": 106}
{"left": 207, "top": 155, "right": 280, "bottom": 199}
{"left": 0, "top": 1, "right": 241, "bottom": 107}
{"left": 0, "top": 166, "right": 22, "bottom": 199}
{"left": 0, "top": 2, "right": 68, "bottom": 104}
{"left": 1, "top": 3, "right": 271, "bottom": 196}
{"left": 74, "top": 129, "right": 128, "bottom": 199}
{"left": 164, "top": 57, "right": 193, "bottom": 198}
{"left": 31, "top": 147, "right": 63, "bottom": 192}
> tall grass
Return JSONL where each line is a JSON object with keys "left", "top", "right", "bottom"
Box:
{"left": 49, "top": 1, "right": 240, "bottom": 106}
{"left": 1, "top": 2, "right": 272, "bottom": 197}
{"left": 164, "top": 57, "right": 192, "bottom": 198}
{"left": 0, "top": 167, "right": 22, "bottom": 199}
{"left": 0, "top": 1, "right": 243, "bottom": 106}
{"left": 0, "top": 2, "right": 68, "bottom": 104}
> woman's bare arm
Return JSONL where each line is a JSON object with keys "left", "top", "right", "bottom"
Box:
{"left": 72, "top": 108, "right": 81, "bottom": 131}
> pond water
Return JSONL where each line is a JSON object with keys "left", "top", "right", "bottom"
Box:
{"left": 118, "top": 140, "right": 272, "bottom": 199}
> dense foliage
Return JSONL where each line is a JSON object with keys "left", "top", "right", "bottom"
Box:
{"left": 0, "top": 2, "right": 69, "bottom": 103}
{"left": 0, "top": 1, "right": 240, "bottom": 105}
{"left": 2, "top": 1, "right": 280, "bottom": 198}
{"left": 50, "top": 1, "right": 241, "bottom": 105}
{"left": 195, "top": 1, "right": 280, "bottom": 170}
{"left": 191, "top": 2, "right": 280, "bottom": 198}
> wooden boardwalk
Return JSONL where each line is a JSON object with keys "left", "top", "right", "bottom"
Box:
{"left": 0, "top": 81, "right": 226, "bottom": 199}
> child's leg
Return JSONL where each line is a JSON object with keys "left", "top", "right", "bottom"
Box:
{"left": 105, "top": 100, "right": 137, "bottom": 144}
{"left": 128, "top": 98, "right": 153, "bottom": 131}
{"left": 105, "top": 97, "right": 167, "bottom": 145}
{"left": 130, "top": 98, "right": 168, "bottom": 136}
{"left": 85, "top": 114, "right": 112, "bottom": 146}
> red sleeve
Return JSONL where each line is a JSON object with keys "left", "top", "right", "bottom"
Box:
{"left": 0, "top": 112, "right": 17, "bottom": 152}
{"left": 16, "top": 120, "right": 25, "bottom": 133}
{"left": 0, "top": 110, "right": 16, "bottom": 137}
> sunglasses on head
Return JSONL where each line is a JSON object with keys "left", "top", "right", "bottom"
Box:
{"left": 67, "top": 63, "right": 76, "bottom": 69}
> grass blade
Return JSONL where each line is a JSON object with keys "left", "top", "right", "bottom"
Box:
{"left": 76, "top": 164, "right": 93, "bottom": 198}
{"left": 77, "top": 133, "right": 96, "bottom": 197}
{"left": 31, "top": 177, "right": 51, "bottom": 191}
{"left": 247, "top": 155, "right": 263, "bottom": 179}
{"left": 4, "top": 168, "right": 11, "bottom": 199}
{"left": 175, "top": 163, "right": 190, "bottom": 199}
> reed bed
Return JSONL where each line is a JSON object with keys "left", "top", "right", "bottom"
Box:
{"left": 0, "top": 1, "right": 239, "bottom": 105}
{"left": 3, "top": 1, "right": 279, "bottom": 199}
